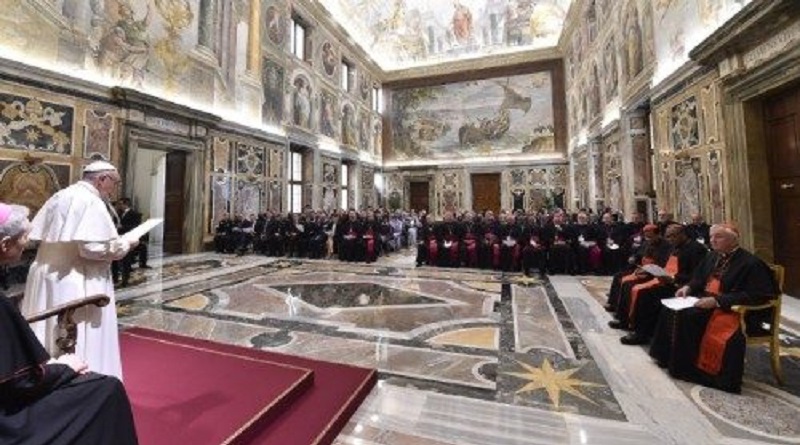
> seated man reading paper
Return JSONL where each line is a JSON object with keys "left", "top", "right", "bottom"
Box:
{"left": 648, "top": 223, "right": 779, "bottom": 393}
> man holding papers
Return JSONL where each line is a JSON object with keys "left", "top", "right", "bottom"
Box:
{"left": 605, "top": 224, "right": 669, "bottom": 314}
{"left": 616, "top": 224, "right": 707, "bottom": 345}
{"left": 22, "top": 161, "right": 139, "bottom": 379}
{"left": 648, "top": 223, "right": 779, "bottom": 393}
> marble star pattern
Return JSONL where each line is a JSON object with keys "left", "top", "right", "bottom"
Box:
{"left": 504, "top": 358, "right": 603, "bottom": 409}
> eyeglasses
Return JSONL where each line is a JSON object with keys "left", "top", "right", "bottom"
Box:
{"left": 102, "top": 175, "right": 121, "bottom": 185}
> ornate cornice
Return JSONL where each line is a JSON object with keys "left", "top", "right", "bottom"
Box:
{"left": 110, "top": 87, "right": 220, "bottom": 127}
{"left": 689, "top": 0, "right": 800, "bottom": 66}
{"left": 0, "top": 56, "right": 112, "bottom": 104}
{"left": 648, "top": 62, "right": 712, "bottom": 107}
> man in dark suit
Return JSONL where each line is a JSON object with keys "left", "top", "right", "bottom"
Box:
{"left": 115, "top": 198, "right": 142, "bottom": 287}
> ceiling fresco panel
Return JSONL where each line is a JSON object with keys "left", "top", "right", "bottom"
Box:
{"left": 317, "top": 0, "right": 572, "bottom": 70}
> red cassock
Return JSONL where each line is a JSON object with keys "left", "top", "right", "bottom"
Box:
{"left": 363, "top": 228, "right": 376, "bottom": 261}
{"left": 628, "top": 255, "right": 679, "bottom": 325}
{"left": 696, "top": 276, "right": 739, "bottom": 375}
{"left": 427, "top": 235, "right": 439, "bottom": 265}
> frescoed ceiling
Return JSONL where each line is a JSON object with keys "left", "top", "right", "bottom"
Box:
{"left": 316, "top": 0, "right": 572, "bottom": 71}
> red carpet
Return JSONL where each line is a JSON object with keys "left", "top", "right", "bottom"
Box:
{"left": 121, "top": 331, "right": 313, "bottom": 445}
{"left": 121, "top": 328, "right": 377, "bottom": 445}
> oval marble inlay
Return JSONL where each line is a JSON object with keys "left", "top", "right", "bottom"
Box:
{"left": 692, "top": 385, "right": 800, "bottom": 442}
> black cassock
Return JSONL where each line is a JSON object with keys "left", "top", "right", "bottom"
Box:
{"left": 0, "top": 295, "right": 138, "bottom": 444}
{"left": 648, "top": 249, "right": 778, "bottom": 393}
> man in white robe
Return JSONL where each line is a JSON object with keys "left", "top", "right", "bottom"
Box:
{"left": 22, "top": 161, "right": 137, "bottom": 379}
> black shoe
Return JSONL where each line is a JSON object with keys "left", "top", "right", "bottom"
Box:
{"left": 608, "top": 319, "right": 626, "bottom": 330}
{"left": 620, "top": 333, "right": 648, "bottom": 345}
{"left": 603, "top": 304, "right": 615, "bottom": 312}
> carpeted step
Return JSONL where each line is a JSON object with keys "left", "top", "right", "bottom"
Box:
{"left": 121, "top": 330, "right": 314, "bottom": 445}
{"left": 122, "top": 327, "right": 377, "bottom": 445}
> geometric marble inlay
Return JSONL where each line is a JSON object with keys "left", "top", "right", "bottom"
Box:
{"left": 117, "top": 254, "right": 624, "bottom": 421}
{"left": 270, "top": 282, "right": 446, "bottom": 308}
{"left": 112, "top": 251, "right": 800, "bottom": 443}
{"left": 428, "top": 327, "right": 499, "bottom": 350}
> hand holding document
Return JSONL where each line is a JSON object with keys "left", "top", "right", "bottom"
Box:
{"left": 661, "top": 296, "right": 699, "bottom": 311}
{"left": 640, "top": 264, "right": 671, "bottom": 278}
{"left": 120, "top": 218, "right": 163, "bottom": 243}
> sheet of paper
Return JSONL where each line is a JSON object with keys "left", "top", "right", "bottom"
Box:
{"left": 641, "top": 264, "right": 670, "bottom": 277}
{"left": 120, "top": 218, "right": 163, "bottom": 243}
{"left": 661, "top": 296, "right": 699, "bottom": 311}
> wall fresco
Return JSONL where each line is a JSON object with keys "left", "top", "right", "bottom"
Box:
{"left": 84, "top": 109, "right": 114, "bottom": 160}
{"left": 0, "top": 162, "right": 63, "bottom": 215}
{"left": 390, "top": 71, "right": 554, "bottom": 161}
{"left": 263, "top": 59, "right": 286, "bottom": 125}
{"left": 652, "top": 0, "right": 752, "bottom": 81}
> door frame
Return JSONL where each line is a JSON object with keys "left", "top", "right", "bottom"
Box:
{"left": 123, "top": 124, "right": 206, "bottom": 253}
{"left": 470, "top": 172, "right": 502, "bottom": 214}
{"left": 403, "top": 174, "right": 434, "bottom": 214}
{"left": 408, "top": 180, "right": 431, "bottom": 213}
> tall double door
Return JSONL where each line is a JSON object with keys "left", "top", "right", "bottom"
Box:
{"left": 765, "top": 85, "right": 800, "bottom": 295}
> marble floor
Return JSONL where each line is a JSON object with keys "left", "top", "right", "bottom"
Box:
{"left": 115, "top": 251, "right": 800, "bottom": 445}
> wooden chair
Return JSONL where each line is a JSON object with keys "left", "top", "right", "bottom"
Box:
{"left": 22, "top": 294, "right": 111, "bottom": 355}
{"left": 731, "top": 264, "right": 785, "bottom": 385}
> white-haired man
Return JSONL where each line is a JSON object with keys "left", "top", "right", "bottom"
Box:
{"left": 22, "top": 161, "right": 137, "bottom": 379}
{"left": 649, "top": 223, "right": 778, "bottom": 393}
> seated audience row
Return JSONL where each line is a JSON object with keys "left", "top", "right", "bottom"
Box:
{"left": 606, "top": 222, "right": 779, "bottom": 394}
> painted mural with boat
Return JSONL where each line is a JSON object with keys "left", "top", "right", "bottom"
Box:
{"left": 389, "top": 71, "right": 555, "bottom": 161}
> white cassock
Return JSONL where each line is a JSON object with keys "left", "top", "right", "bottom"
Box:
{"left": 22, "top": 180, "right": 133, "bottom": 379}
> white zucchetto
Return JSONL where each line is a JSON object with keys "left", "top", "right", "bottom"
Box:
{"left": 82, "top": 160, "right": 118, "bottom": 173}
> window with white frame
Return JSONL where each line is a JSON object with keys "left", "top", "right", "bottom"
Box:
{"left": 290, "top": 15, "right": 308, "bottom": 60}
{"left": 372, "top": 86, "right": 382, "bottom": 113}
{"left": 288, "top": 150, "right": 304, "bottom": 214}
{"left": 341, "top": 59, "right": 354, "bottom": 92}
{"left": 340, "top": 163, "right": 349, "bottom": 210}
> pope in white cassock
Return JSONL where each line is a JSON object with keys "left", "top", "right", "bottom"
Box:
{"left": 22, "top": 160, "right": 137, "bottom": 379}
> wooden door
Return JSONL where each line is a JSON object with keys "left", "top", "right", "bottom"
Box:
{"left": 409, "top": 181, "right": 430, "bottom": 213}
{"left": 765, "top": 86, "right": 800, "bottom": 295}
{"left": 471, "top": 173, "right": 501, "bottom": 214}
{"left": 163, "top": 151, "right": 186, "bottom": 254}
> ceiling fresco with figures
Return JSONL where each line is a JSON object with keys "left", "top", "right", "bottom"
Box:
{"left": 316, "top": 0, "right": 572, "bottom": 70}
